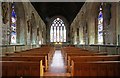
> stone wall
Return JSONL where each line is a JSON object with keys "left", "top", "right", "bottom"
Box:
{"left": 0, "top": 2, "right": 46, "bottom": 54}
{"left": 70, "top": 2, "right": 120, "bottom": 46}
{"left": 70, "top": 2, "right": 120, "bottom": 54}
{"left": 77, "top": 45, "right": 120, "bottom": 55}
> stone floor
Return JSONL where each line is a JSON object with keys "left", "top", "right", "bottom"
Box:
{"left": 44, "top": 50, "right": 71, "bottom": 77}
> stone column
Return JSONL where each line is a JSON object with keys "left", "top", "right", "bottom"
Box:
{"left": 103, "top": 3, "right": 112, "bottom": 44}
{"left": 0, "top": 2, "right": 2, "bottom": 53}
{"left": 117, "top": 2, "right": 120, "bottom": 45}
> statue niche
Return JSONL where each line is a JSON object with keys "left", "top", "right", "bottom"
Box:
{"left": 27, "top": 19, "right": 31, "bottom": 33}
{"left": 2, "top": 2, "right": 9, "bottom": 24}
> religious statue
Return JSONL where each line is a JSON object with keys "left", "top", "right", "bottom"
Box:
{"left": 27, "top": 19, "right": 31, "bottom": 33}
{"left": 2, "top": 2, "right": 9, "bottom": 24}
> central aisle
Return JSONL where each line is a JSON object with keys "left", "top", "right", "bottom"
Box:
{"left": 44, "top": 50, "right": 70, "bottom": 76}
{"left": 49, "top": 50, "right": 66, "bottom": 73}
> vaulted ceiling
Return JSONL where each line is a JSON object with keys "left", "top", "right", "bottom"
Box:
{"left": 31, "top": 2, "right": 84, "bottom": 25}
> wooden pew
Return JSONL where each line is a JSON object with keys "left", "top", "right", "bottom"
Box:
{"left": 5, "top": 46, "right": 53, "bottom": 55}
{"left": 61, "top": 47, "right": 89, "bottom": 57}
{"left": 68, "top": 55, "right": 120, "bottom": 64}
{"left": 62, "top": 47, "right": 107, "bottom": 62}
{"left": 64, "top": 52, "right": 107, "bottom": 63}
{"left": 62, "top": 46, "right": 120, "bottom": 77}
{"left": 14, "top": 53, "right": 50, "bottom": 69}
{"left": 2, "top": 56, "right": 48, "bottom": 71}
{"left": 4, "top": 46, "right": 55, "bottom": 64}
{"left": 1, "top": 60, "right": 44, "bottom": 77}
{"left": 1, "top": 46, "right": 55, "bottom": 76}
{"left": 67, "top": 55, "right": 120, "bottom": 72}
{"left": 71, "top": 61, "right": 120, "bottom": 77}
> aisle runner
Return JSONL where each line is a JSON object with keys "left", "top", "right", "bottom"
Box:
{"left": 49, "top": 50, "right": 66, "bottom": 73}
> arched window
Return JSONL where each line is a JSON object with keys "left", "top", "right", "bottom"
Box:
{"left": 50, "top": 18, "right": 66, "bottom": 42}
{"left": 11, "top": 3, "right": 17, "bottom": 44}
{"left": 98, "top": 3, "right": 103, "bottom": 44}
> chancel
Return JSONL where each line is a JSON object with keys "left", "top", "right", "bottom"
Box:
{"left": 0, "top": 1, "right": 120, "bottom": 77}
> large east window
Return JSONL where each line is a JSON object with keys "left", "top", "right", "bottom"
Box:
{"left": 50, "top": 18, "right": 66, "bottom": 42}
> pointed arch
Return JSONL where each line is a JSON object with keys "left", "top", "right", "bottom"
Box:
{"left": 50, "top": 17, "right": 66, "bottom": 42}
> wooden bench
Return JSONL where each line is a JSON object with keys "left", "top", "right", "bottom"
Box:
{"left": 1, "top": 60, "right": 44, "bottom": 77}
{"left": 62, "top": 47, "right": 120, "bottom": 77}
{"left": 62, "top": 47, "right": 107, "bottom": 62}
{"left": 5, "top": 47, "right": 55, "bottom": 63}
{"left": 61, "top": 48, "right": 89, "bottom": 57}
{"left": 68, "top": 55, "right": 120, "bottom": 63}
{"left": 2, "top": 56, "right": 48, "bottom": 71}
{"left": 71, "top": 61, "right": 120, "bottom": 76}
{"left": 3, "top": 46, "right": 55, "bottom": 71}
{"left": 61, "top": 47, "right": 88, "bottom": 55}
{"left": 64, "top": 52, "right": 107, "bottom": 63}
{"left": 67, "top": 55, "right": 120, "bottom": 72}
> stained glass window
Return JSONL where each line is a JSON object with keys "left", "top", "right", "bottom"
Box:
{"left": 98, "top": 4, "right": 103, "bottom": 44}
{"left": 11, "top": 3, "right": 17, "bottom": 44}
{"left": 50, "top": 18, "right": 66, "bottom": 42}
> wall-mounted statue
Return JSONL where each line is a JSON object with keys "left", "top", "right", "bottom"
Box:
{"left": 2, "top": 2, "right": 9, "bottom": 24}
{"left": 37, "top": 28, "right": 39, "bottom": 36}
{"left": 27, "top": 19, "right": 31, "bottom": 33}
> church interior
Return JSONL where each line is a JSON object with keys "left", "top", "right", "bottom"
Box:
{"left": 0, "top": 1, "right": 120, "bottom": 77}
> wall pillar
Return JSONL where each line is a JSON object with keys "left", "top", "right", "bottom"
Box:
{"left": 116, "top": 2, "right": 120, "bottom": 45}
{"left": 0, "top": 2, "right": 2, "bottom": 54}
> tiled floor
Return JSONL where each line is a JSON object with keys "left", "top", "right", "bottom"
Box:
{"left": 44, "top": 50, "right": 71, "bottom": 77}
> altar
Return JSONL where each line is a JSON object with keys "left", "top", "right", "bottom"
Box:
{"left": 54, "top": 42, "right": 62, "bottom": 50}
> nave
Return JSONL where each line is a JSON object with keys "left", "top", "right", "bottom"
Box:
{"left": 1, "top": 1, "right": 120, "bottom": 77}
{"left": 1, "top": 46, "right": 120, "bottom": 77}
